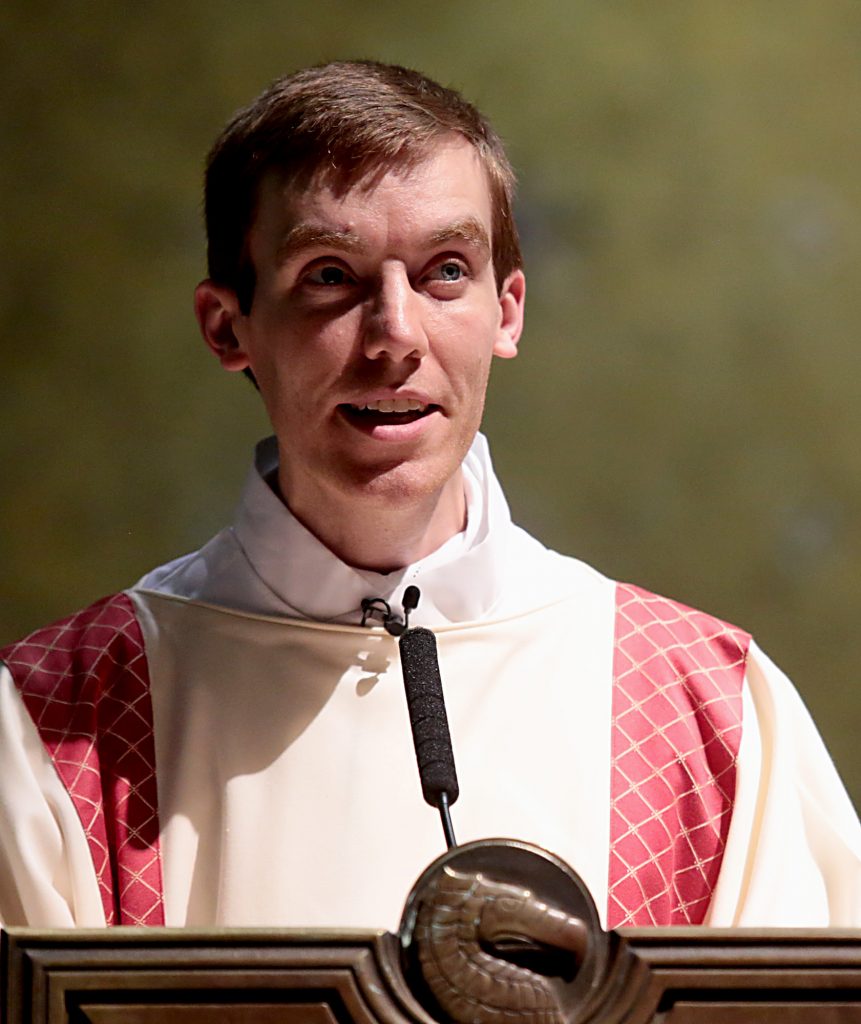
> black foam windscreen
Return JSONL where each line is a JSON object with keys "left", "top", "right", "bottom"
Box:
{"left": 398, "top": 626, "right": 460, "bottom": 809}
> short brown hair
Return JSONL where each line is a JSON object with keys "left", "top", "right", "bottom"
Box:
{"left": 204, "top": 60, "right": 522, "bottom": 312}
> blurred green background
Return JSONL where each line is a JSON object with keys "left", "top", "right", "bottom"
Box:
{"left": 2, "top": 2, "right": 860, "bottom": 804}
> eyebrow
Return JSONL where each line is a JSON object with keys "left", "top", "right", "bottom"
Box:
{"left": 275, "top": 216, "right": 491, "bottom": 264}
{"left": 276, "top": 224, "right": 368, "bottom": 263}
{"left": 426, "top": 217, "right": 491, "bottom": 258}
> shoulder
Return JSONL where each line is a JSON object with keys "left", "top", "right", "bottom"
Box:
{"left": 511, "top": 525, "right": 752, "bottom": 663}
{"left": 504, "top": 523, "right": 617, "bottom": 609}
{"left": 133, "top": 529, "right": 260, "bottom": 610}
{"left": 611, "top": 582, "right": 751, "bottom": 735}
{"left": 0, "top": 592, "right": 147, "bottom": 705}
{"left": 613, "top": 581, "right": 752, "bottom": 665}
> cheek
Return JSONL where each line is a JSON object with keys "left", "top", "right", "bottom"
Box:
{"left": 452, "top": 334, "right": 497, "bottom": 387}
{"left": 428, "top": 306, "right": 500, "bottom": 366}
{"left": 244, "top": 346, "right": 306, "bottom": 429}
{"left": 247, "top": 317, "right": 351, "bottom": 395}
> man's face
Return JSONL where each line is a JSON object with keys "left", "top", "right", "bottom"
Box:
{"left": 201, "top": 137, "right": 524, "bottom": 534}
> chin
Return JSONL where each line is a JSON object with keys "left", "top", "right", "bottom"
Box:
{"left": 333, "top": 453, "right": 463, "bottom": 509}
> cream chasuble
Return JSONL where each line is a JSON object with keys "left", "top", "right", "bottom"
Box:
{"left": 2, "top": 436, "right": 860, "bottom": 929}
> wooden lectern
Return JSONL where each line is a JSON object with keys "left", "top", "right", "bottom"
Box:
{"left": 4, "top": 840, "right": 861, "bottom": 1023}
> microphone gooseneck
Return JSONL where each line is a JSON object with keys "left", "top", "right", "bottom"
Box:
{"left": 398, "top": 622, "right": 459, "bottom": 849}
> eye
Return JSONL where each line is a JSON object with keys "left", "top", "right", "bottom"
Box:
{"left": 305, "top": 264, "right": 355, "bottom": 286}
{"left": 427, "top": 261, "right": 466, "bottom": 284}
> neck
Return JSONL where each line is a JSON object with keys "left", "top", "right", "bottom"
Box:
{"left": 276, "top": 469, "right": 468, "bottom": 574}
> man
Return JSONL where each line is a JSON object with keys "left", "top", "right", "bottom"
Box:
{"left": 1, "top": 61, "right": 859, "bottom": 932}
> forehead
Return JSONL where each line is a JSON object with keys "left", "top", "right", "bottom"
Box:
{"left": 251, "top": 139, "right": 494, "bottom": 251}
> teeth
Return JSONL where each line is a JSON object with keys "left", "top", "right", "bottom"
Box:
{"left": 353, "top": 399, "right": 427, "bottom": 413}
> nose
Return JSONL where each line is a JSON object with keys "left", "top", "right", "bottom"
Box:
{"left": 362, "top": 266, "right": 428, "bottom": 362}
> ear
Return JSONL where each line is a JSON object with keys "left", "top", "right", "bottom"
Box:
{"left": 194, "top": 279, "right": 251, "bottom": 372}
{"left": 493, "top": 269, "right": 525, "bottom": 359}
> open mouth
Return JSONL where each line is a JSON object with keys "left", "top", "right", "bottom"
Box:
{"left": 340, "top": 399, "right": 438, "bottom": 428}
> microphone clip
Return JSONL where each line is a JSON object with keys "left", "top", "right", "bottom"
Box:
{"left": 361, "top": 585, "right": 421, "bottom": 637}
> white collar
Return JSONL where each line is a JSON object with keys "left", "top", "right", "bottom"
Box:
{"left": 229, "top": 434, "right": 511, "bottom": 627}
{"left": 138, "top": 434, "right": 585, "bottom": 627}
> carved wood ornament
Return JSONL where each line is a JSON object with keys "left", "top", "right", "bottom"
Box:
{"left": 4, "top": 839, "right": 861, "bottom": 1023}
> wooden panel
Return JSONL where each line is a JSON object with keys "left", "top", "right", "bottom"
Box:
{"left": 662, "top": 1002, "right": 861, "bottom": 1024}
{"left": 1, "top": 931, "right": 427, "bottom": 1024}
{"left": 613, "top": 930, "right": 861, "bottom": 1024}
{"left": 5, "top": 927, "right": 861, "bottom": 1023}
{"left": 78, "top": 1005, "right": 338, "bottom": 1024}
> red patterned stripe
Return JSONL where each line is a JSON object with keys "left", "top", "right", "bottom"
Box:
{"left": 608, "top": 583, "right": 748, "bottom": 927}
{"left": 1, "top": 593, "right": 164, "bottom": 926}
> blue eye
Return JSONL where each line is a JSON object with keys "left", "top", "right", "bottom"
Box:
{"left": 435, "top": 262, "right": 463, "bottom": 282}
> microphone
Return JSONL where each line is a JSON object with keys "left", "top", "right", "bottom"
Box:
{"left": 399, "top": 622, "right": 459, "bottom": 849}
